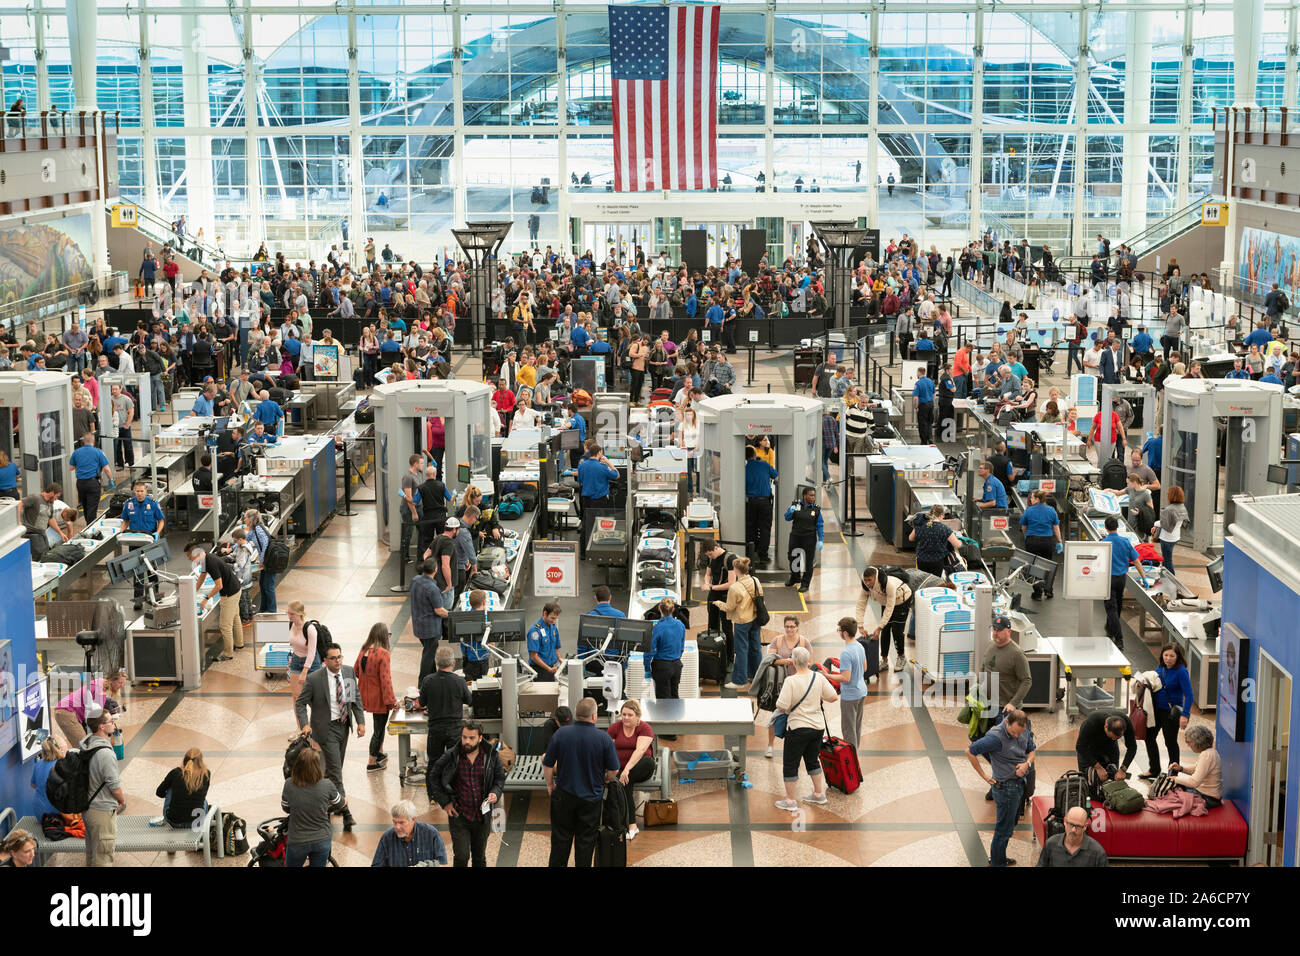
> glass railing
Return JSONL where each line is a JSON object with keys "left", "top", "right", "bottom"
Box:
{"left": 1124, "top": 192, "right": 1211, "bottom": 260}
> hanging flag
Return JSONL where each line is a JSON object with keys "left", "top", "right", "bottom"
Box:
{"left": 608, "top": 4, "right": 719, "bottom": 192}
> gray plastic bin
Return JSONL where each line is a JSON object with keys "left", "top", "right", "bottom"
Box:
{"left": 672, "top": 750, "right": 734, "bottom": 780}
{"left": 1074, "top": 683, "right": 1115, "bottom": 716}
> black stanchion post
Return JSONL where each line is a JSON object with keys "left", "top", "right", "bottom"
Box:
{"left": 337, "top": 443, "right": 359, "bottom": 517}
{"left": 843, "top": 469, "right": 862, "bottom": 538}
{"left": 747, "top": 341, "right": 755, "bottom": 385}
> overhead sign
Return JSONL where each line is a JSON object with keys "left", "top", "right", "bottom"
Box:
{"left": 533, "top": 540, "right": 578, "bottom": 597}
{"left": 111, "top": 204, "right": 138, "bottom": 227}
{"left": 1201, "top": 202, "right": 1228, "bottom": 226}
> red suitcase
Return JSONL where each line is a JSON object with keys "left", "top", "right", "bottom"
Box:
{"left": 819, "top": 735, "right": 863, "bottom": 794}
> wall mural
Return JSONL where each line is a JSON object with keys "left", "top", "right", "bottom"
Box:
{"left": 1238, "top": 225, "right": 1300, "bottom": 299}
{"left": 0, "top": 214, "right": 93, "bottom": 307}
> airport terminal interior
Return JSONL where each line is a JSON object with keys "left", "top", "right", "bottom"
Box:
{"left": 1, "top": 0, "right": 1299, "bottom": 874}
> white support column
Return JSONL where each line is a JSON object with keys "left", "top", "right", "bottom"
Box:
{"left": 1175, "top": 13, "right": 1194, "bottom": 211}
{"left": 452, "top": 7, "right": 466, "bottom": 240}
{"left": 181, "top": 13, "right": 215, "bottom": 243}
{"left": 65, "top": 0, "right": 95, "bottom": 112}
{"left": 66, "top": 0, "right": 109, "bottom": 277}
{"left": 764, "top": 1, "right": 775, "bottom": 198}
{"left": 138, "top": 8, "right": 161, "bottom": 212}
{"left": 1120, "top": 5, "right": 1153, "bottom": 242}
{"left": 1285, "top": 5, "right": 1299, "bottom": 115}
{"left": 1071, "top": 13, "right": 1090, "bottom": 256}
{"left": 242, "top": 3, "right": 263, "bottom": 255}
{"left": 556, "top": 9, "right": 571, "bottom": 253}
{"left": 346, "top": 8, "right": 364, "bottom": 263}
{"left": 865, "top": 6, "right": 879, "bottom": 225}
{"left": 33, "top": 1, "right": 50, "bottom": 113}
{"left": 969, "top": 2, "right": 984, "bottom": 242}
{"left": 1234, "top": 0, "right": 1264, "bottom": 109}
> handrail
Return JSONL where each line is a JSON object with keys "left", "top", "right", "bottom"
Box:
{"left": 110, "top": 201, "right": 229, "bottom": 266}
{"left": 0, "top": 271, "right": 128, "bottom": 333}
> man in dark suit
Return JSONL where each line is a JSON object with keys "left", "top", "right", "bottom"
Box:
{"left": 1099, "top": 339, "right": 1124, "bottom": 385}
{"left": 296, "top": 641, "right": 365, "bottom": 831}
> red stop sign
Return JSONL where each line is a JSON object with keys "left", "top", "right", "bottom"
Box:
{"left": 1081, "top": 566, "right": 1091, "bottom": 575}
{"left": 546, "top": 566, "right": 564, "bottom": 583}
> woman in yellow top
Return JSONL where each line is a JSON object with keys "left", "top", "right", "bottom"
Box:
{"left": 751, "top": 435, "right": 775, "bottom": 468}
{"left": 713, "top": 556, "right": 764, "bottom": 691}
{"left": 510, "top": 297, "right": 535, "bottom": 346}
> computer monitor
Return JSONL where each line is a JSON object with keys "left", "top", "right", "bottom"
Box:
{"left": 484, "top": 610, "right": 527, "bottom": 645}
{"left": 457, "top": 463, "right": 472, "bottom": 484}
{"left": 1267, "top": 463, "right": 1289, "bottom": 485}
{"left": 1205, "top": 555, "right": 1224, "bottom": 594}
{"left": 559, "top": 427, "right": 580, "bottom": 450}
{"left": 448, "top": 611, "right": 489, "bottom": 644}
{"left": 613, "top": 619, "right": 655, "bottom": 654}
{"left": 1008, "top": 547, "right": 1057, "bottom": 592}
{"left": 106, "top": 538, "right": 172, "bottom": 584}
{"left": 578, "top": 613, "right": 617, "bottom": 649}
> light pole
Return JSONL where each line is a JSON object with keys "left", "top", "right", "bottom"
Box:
{"left": 452, "top": 221, "right": 512, "bottom": 351}
{"left": 809, "top": 220, "right": 871, "bottom": 331}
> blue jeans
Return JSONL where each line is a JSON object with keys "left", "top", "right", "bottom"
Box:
{"left": 954, "top": 374, "right": 969, "bottom": 399}
{"left": 731, "top": 620, "right": 761, "bottom": 685}
{"left": 1159, "top": 540, "right": 1175, "bottom": 573}
{"left": 151, "top": 374, "right": 166, "bottom": 411}
{"left": 686, "top": 456, "right": 699, "bottom": 493}
{"left": 67, "top": 351, "right": 86, "bottom": 374}
{"left": 990, "top": 777, "right": 1024, "bottom": 867}
{"left": 259, "top": 569, "right": 278, "bottom": 612}
{"left": 285, "top": 838, "right": 332, "bottom": 868}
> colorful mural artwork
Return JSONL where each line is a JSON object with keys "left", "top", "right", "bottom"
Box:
{"left": 1238, "top": 226, "right": 1300, "bottom": 299}
{"left": 0, "top": 214, "right": 93, "bottom": 307}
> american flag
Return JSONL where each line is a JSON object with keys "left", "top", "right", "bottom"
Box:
{"left": 609, "top": 4, "right": 720, "bottom": 192}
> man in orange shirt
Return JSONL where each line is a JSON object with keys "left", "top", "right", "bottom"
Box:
{"left": 1088, "top": 400, "right": 1125, "bottom": 461}
{"left": 952, "top": 342, "right": 972, "bottom": 398}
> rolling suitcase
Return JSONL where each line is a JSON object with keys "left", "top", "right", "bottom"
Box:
{"left": 858, "top": 635, "right": 880, "bottom": 680}
{"left": 598, "top": 781, "right": 629, "bottom": 867}
{"left": 819, "top": 735, "right": 863, "bottom": 794}
{"left": 696, "top": 630, "right": 728, "bottom": 684}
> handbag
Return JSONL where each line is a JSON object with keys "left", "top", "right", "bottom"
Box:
{"left": 747, "top": 577, "right": 770, "bottom": 628}
{"left": 643, "top": 799, "right": 678, "bottom": 828}
{"left": 1129, "top": 683, "right": 1148, "bottom": 741}
{"left": 770, "top": 672, "right": 816, "bottom": 739}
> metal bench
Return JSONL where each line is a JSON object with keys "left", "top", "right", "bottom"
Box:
{"left": 504, "top": 747, "right": 671, "bottom": 799}
{"left": 1, "top": 805, "right": 224, "bottom": 866}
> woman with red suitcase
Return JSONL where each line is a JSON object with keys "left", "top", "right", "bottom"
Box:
{"left": 771, "top": 647, "right": 839, "bottom": 812}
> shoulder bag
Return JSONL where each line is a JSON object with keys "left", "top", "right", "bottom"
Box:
{"left": 770, "top": 673, "right": 815, "bottom": 739}
{"left": 747, "top": 577, "right": 770, "bottom": 627}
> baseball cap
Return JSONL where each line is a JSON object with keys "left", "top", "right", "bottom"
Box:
{"left": 993, "top": 614, "right": 1012, "bottom": 631}
{"left": 444, "top": 517, "right": 461, "bottom": 531}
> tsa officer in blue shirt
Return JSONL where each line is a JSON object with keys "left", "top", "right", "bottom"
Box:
{"left": 577, "top": 439, "right": 619, "bottom": 557}
{"left": 1224, "top": 358, "right": 1250, "bottom": 380}
{"left": 1018, "top": 489, "right": 1062, "bottom": 600}
{"left": 913, "top": 366, "right": 937, "bottom": 445}
{"left": 69, "top": 431, "right": 112, "bottom": 522}
{"left": 588, "top": 584, "right": 625, "bottom": 618}
{"left": 527, "top": 601, "right": 564, "bottom": 682}
{"left": 120, "top": 480, "right": 166, "bottom": 610}
{"left": 976, "top": 460, "right": 1007, "bottom": 510}
{"left": 704, "top": 297, "right": 725, "bottom": 339}
{"left": 645, "top": 596, "right": 686, "bottom": 699}
{"left": 247, "top": 420, "right": 278, "bottom": 445}
{"left": 254, "top": 389, "right": 285, "bottom": 435}
{"left": 1129, "top": 325, "right": 1154, "bottom": 360}
{"left": 1101, "top": 515, "right": 1141, "bottom": 648}
{"left": 745, "top": 444, "right": 779, "bottom": 565}
{"left": 563, "top": 403, "right": 587, "bottom": 468}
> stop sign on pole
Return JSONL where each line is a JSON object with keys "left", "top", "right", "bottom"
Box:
{"left": 546, "top": 566, "right": 563, "bottom": 584}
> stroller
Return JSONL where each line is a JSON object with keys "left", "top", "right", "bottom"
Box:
{"left": 246, "top": 816, "right": 338, "bottom": 867}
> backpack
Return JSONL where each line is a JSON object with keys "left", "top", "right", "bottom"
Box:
{"left": 305, "top": 620, "right": 334, "bottom": 657}
{"left": 514, "top": 486, "right": 539, "bottom": 511}
{"left": 46, "top": 748, "right": 107, "bottom": 814}
{"left": 1053, "top": 770, "right": 1090, "bottom": 816}
{"left": 477, "top": 546, "right": 506, "bottom": 568}
{"left": 210, "top": 811, "right": 250, "bottom": 857}
{"left": 638, "top": 547, "right": 675, "bottom": 563}
{"left": 1277, "top": 291, "right": 1290, "bottom": 312}
{"left": 571, "top": 389, "right": 593, "bottom": 408}
{"left": 497, "top": 496, "right": 524, "bottom": 520}
{"left": 1099, "top": 458, "right": 1127, "bottom": 491}
{"left": 104, "top": 486, "right": 133, "bottom": 519}
{"left": 1101, "top": 778, "right": 1145, "bottom": 814}
{"left": 283, "top": 733, "right": 321, "bottom": 778}
{"left": 638, "top": 564, "right": 676, "bottom": 588}
{"left": 754, "top": 659, "right": 786, "bottom": 712}
{"left": 601, "top": 780, "right": 630, "bottom": 836}
{"left": 263, "top": 538, "right": 290, "bottom": 574}
{"left": 468, "top": 570, "right": 510, "bottom": 596}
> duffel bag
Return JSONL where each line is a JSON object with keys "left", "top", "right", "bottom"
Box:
{"left": 468, "top": 570, "right": 510, "bottom": 596}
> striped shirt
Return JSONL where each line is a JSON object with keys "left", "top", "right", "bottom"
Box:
{"left": 844, "top": 406, "right": 873, "bottom": 440}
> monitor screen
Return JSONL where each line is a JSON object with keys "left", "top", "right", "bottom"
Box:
{"left": 457, "top": 463, "right": 472, "bottom": 484}
{"left": 1267, "top": 463, "right": 1289, "bottom": 485}
{"left": 485, "top": 610, "right": 527, "bottom": 644}
{"left": 578, "top": 613, "right": 617, "bottom": 648}
{"left": 559, "top": 427, "right": 580, "bottom": 450}
{"left": 448, "top": 611, "right": 489, "bottom": 643}
{"left": 614, "top": 619, "right": 655, "bottom": 653}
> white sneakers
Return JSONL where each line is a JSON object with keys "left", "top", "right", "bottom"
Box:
{"left": 626, "top": 824, "right": 639, "bottom": 840}
{"left": 774, "top": 799, "right": 799, "bottom": 812}
{"left": 764, "top": 746, "right": 774, "bottom": 758}
{"left": 802, "top": 792, "right": 828, "bottom": 806}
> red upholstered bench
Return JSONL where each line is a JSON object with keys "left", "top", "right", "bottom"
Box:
{"left": 1030, "top": 796, "right": 1247, "bottom": 863}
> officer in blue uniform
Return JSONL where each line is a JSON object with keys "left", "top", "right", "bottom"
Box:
{"left": 913, "top": 366, "right": 937, "bottom": 445}
{"left": 119, "top": 479, "right": 166, "bottom": 610}
{"left": 783, "top": 484, "right": 824, "bottom": 592}
{"left": 69, "top": 431, "right": 111, "bottom": 522}
{"left": 577, "top": 439, "right": 619, "bottom": 559}
{"left": 976, "top": 460, "right": 1008, "bottom": 510}
{"left": 1101, "top": 515, "right": 1142, "bottom": 648}
{"left": 588, "top": 584, "right": 625, "bottom": 618}
{"left": 253, "top": 389, "right": 285, "bottom": 434}
{"left": 1018, "top": 489, "right": 1062, "bottom": 599}
{"left": 527, "top": 602, "right": 564, "bottom": 682}
{"left": 744, "top": 444, "right": 778, "bottom": 565}
{"left": 564, "top": 403, "right": 587, "bottom": 468}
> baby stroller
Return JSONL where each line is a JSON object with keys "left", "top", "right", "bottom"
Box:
{"left": 246, "top": 816, "right": 339, "bottom": 867}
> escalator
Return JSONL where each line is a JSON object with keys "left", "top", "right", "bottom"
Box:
{"left": 102, "top": 201, "right": 230, "bottom": 281}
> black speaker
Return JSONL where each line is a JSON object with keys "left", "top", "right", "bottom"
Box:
{"left": 740, "top": 229, "right": 766, "bottom": 274}
{"left": 681, "top": 229, "right": 708, "bottom": 274}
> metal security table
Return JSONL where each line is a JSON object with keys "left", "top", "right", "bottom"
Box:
{"left": 1036, "top": 636, "right": 1131, "bottom": 720}
{"left": 639, "top": 698, "right": 756, "bottom": 779}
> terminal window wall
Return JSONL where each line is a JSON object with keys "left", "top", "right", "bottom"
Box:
{"left": 982, "top": 12, "right": 1078, "bottom": 124}
{"left": 464, "top": 135, "right": 560, "bottom": 249}
{"left": 772, "top": 13, "right": 871, "bottom": 126}
{"left": 0, "top": 16, "right": 38, "bottom": 117}
{"left": 1258, "top": 14, "right": 1291, "bottom": 111}
{"left": 878, "top": 13, "right": 974, "bottom": 125}
{"left": 462, "top": 15, "right": 558, "bottom": 127}
{"left": 357, "top": 14, "right": 455, "bottom": 127}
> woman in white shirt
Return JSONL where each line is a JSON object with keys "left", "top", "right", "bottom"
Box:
{"left": 771, "top": 647, "right": 839, "bottom": 811}
{"left": 1169, "top": 723, "right": 1221, "bottom": 807}
{"left": 677, "top": 406, "right": 701, "bottom": 494}
{"left": 512, "top": 392, "right": 542, "bottom": 431}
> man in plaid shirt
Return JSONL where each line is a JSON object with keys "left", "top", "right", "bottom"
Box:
{"left": 821, "top": 409, "right": 840, "bottom": 482}
{"left": 429, "top": 721, "right": 506, "bottom": 868}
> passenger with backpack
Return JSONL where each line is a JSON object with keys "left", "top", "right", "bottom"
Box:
{"left": 79, "top": 712, "right": 126, "bottom": 866}
{"left": 855, "top": 566, "right": 913, "bottom": 674}
{"left": 966, "top": 708, "right": 1036, "bottom": 867}
{"left": 285, "top": 602, "right": 323, "bottom": 720}
{"left": 245, "top": 509, "right": 282, "bottom": 612}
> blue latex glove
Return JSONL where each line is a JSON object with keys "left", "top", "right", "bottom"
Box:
{"left": 1055, "top": 542, "right": 1063, "bottom": 554}
{"left": 816, "top": 540, "right": 823, "bottom": 551}
{"left": 644, "top": 672, "right": 652, "bottom": 682}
